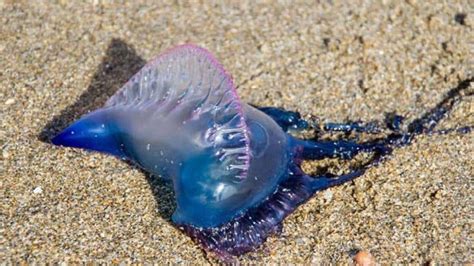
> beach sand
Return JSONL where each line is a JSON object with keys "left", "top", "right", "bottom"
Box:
{"left": 1, "top": 1, "right": 472, "bottom": 264}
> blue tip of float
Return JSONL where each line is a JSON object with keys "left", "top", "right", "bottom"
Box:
{"left": 51, "top": 111, "right": 125, "bottom": 158}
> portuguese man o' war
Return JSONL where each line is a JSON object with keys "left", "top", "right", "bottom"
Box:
{"left": 51, "top": 44, "right": 472, "bottom": 259}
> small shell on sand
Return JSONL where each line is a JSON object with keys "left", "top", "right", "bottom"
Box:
{"left": 354, "top": 250, "right": 376, "bottom": 266}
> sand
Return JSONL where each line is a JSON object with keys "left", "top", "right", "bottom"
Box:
{"left": 1, "top": 1, "right": 473, "bottom": 264}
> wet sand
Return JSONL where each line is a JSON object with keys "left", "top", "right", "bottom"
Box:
{"left": 1, "top": 1, "right": 473, "bottom": 264}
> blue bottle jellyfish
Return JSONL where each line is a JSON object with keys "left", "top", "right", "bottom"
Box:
{"left": 51, "top": 44, "right": 472, "bottom": 259}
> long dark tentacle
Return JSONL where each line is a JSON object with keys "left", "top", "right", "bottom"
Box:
{"left": 263, "top": 78, "right": 473, "bottom": 137}
{"left": 290, "top": 137, "right": 391, "bottom": 160}
{"left": 322, "top": 121, "right": 382, "bottom": 134}
{"left": 303, "top": 170, "right": 365, "bottom": 191}
{"left": 296, "top": 78, "right": 473, "bottom": 160}
{"left": 407, "top": 77, "right": 473, "bottom": 134}
{"left": 322, "top": 112, "right": 405, "bottom": 134}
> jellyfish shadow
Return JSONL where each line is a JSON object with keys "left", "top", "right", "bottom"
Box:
{"left": 38, "top": 38, "right": 176, "bottom": 222}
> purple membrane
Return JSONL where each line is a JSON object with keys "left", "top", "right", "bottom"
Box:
{"left": 50, "top": 44, "right": 473, "bottom": 260}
